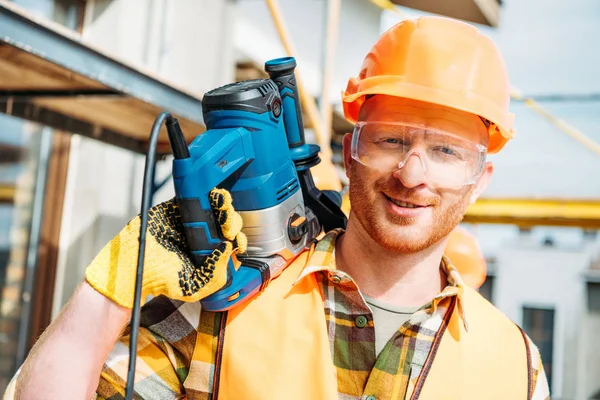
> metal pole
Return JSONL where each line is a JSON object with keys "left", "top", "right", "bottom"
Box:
{"left": 15, "top": 126, "right": 53, "bottom": 367}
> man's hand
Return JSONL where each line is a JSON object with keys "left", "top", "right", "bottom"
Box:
{"left": 85, "top": 188, "right": 247, "bottom": 308}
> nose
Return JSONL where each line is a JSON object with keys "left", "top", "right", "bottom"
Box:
{"left": 392, "top": 151, "right": 428, "bottom": 188}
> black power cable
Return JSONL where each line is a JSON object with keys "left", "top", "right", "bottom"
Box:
{"left": 125, "top": 111, "right": 186, "bottom": 399}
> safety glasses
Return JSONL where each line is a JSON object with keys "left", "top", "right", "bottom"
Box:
{"left": 351, "top": 121, "right": 487, "bottom": 189}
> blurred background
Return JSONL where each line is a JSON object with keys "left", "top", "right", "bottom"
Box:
{"left": 0, "top": 0, "right": 598, "bottom": 398}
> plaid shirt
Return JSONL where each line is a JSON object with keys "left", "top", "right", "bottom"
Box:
{"left": 96, "top": 229, "right": 550, "bottom": 400}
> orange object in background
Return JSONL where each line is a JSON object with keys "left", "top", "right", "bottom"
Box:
{"left": 342, "top": 16, "right": 515, "bottom": 154}
{"left": 445, "top": 226, "right": 487, "bottom": 289}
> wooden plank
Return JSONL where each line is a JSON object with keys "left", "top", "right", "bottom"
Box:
{"left": 235, "top": 60, "right": 268, "bottom": 82}
{"left": 0, "top": 2, "right": 206, "bottom": 151}
{"left": 0, "top": 44, "right": 106, "bottom": 90}
{"left": 27, "top": 131, "right": 70, "bottom": 350}
{"left": 32, "top": 96, "right": 204, "bottom": 147}
{"left": 0, "top": 46, "right": 205, "bottom": 152}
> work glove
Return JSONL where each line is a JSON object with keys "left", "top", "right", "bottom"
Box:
{"left": 85, "top": 188, "right": 247, "bottom": 309}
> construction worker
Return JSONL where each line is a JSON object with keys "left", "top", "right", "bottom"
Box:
{"left": 12, "top": 16, "right": 549, "bottom": 399}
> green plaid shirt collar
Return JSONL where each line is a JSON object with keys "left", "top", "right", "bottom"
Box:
{"left": 294, "top": 228, "right": 469, "bottom": 330}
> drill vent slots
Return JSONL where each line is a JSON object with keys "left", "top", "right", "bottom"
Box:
{"left": 276, "top": 178, "right": 300, "bottom": 201}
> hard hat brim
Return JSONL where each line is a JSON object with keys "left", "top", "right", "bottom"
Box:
{"left": 342, "top": 76, "right": 515, "bottom": 154}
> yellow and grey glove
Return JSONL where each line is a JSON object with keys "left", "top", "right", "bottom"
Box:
{"left": 85, "top": 188, "right": 247, "bottom": 308}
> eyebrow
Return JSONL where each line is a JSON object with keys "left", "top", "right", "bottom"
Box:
{"left": 359, "top": 97, "right": 492, "bottom": 145}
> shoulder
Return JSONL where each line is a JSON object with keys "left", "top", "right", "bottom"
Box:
{"left": 462, "top": 286, "right": 551, "bottom": 399}
{"left": 461, "top": 286, "right": 526, "bottom": 346}
{"left": 462, "top": 285, "right": 515, "bottom": 327}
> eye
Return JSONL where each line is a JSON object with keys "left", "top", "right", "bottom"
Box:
{"left": 438, "top": 146, "right": 455, "bottom": 155}
{"left": 374, "top": 137, "right": 407, "bottom": 146}
{"left": 432, "top": 145, "right": 464, "bottom": 160}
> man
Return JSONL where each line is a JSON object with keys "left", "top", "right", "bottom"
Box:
{"left": 13, "top": 16, "right": 549, "bottom": 399}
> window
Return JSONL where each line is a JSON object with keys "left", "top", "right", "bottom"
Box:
{"left": 478, "top": 275, "right": 494, "bottom": 303}
{"left": 11, "top": 0, "right": 86, "bottom": 30}
{"left": 522, "top": 307, "right": 555, "bottom": 393}
{"left": 52, "top": 0, "right": 86, "bottom": 30}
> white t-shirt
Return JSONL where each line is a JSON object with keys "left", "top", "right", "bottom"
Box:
{"left": 363, "top": 295, "right": 421, "bottom": 356}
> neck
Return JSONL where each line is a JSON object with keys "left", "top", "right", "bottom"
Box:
{"left": 336, "top": 216, "right": 447, "bottom": 308}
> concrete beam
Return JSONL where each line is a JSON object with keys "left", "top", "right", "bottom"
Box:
{"left": 390, "top": 0, "right": 501, "bottom": 27}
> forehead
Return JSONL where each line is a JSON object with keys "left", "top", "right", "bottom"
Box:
{"left": 358, "top": 96, "right": 487, "bottom": 144}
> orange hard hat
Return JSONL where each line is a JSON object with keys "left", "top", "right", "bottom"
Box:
{"left": 444, "top": 226, "right": 487, "bottom": 289}
{"left": 342, "top": 16, "right": 514, "bottom": 154}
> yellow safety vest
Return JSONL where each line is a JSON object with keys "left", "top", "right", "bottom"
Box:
{"left": 185, "top": 248, "right": 532, "bottom": 400}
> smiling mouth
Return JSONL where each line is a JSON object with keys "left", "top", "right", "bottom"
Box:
{"left": 385, "top": 195, "right": 428, "bottom": 209}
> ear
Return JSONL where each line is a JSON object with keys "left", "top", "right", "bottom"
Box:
{"left": 469, "top": 162, "right": 494, "bottom": 204}
{"left": 342, "top": 133, "right": 354, "bottom": 179}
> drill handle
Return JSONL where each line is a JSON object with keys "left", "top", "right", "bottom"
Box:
{"left": 265, "top": 57, "right": 305, "bottom": 149}
{"left": 172, "top": 128, "right": 255, "bottom": 266}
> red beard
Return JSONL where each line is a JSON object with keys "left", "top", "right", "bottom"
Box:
{"left": 348, "top": 162, "right": 472, "bottom": 254}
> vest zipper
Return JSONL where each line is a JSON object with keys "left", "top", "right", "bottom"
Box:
{"left": 410, "top": 297, "right": 456, "bottom": 400}
{"left": 211, "top": 311, "right": 228, "bottom": 400}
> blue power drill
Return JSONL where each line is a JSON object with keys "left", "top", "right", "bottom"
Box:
{"left": 126, "top": 57, "right": 347, "bottom": 399}
{"left": 167, "top": 57, "right": 347, "bottom": 311}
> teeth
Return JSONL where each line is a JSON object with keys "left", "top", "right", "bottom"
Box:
{"left": 390, "top": 198, "right": 420, "bottom": 208}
